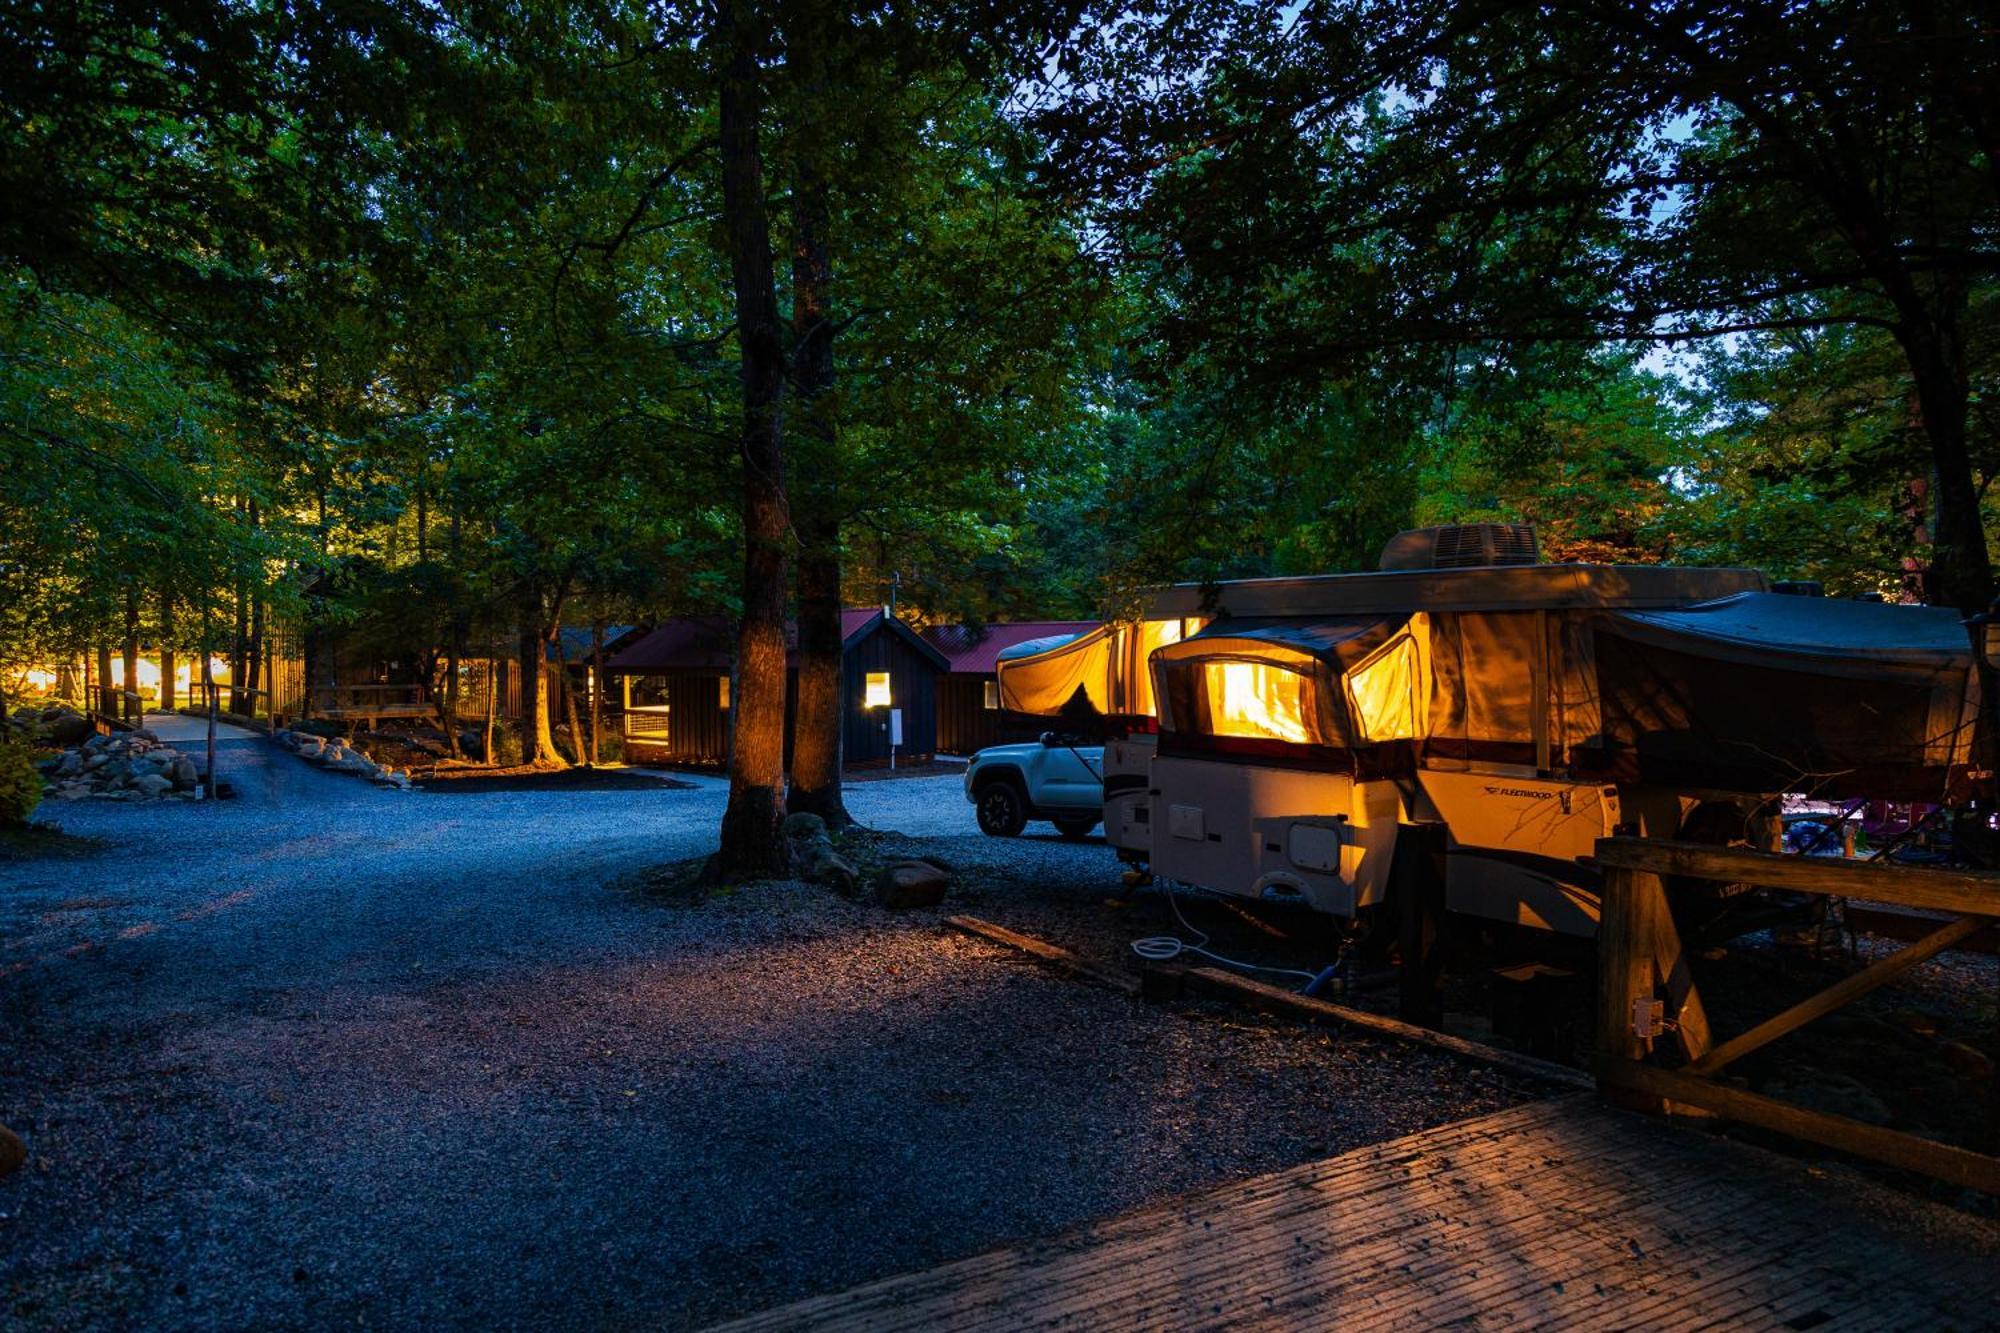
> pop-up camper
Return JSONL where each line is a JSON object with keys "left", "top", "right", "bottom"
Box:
{"left": 995, "top": 525, "right": 1990, "bottom": 937}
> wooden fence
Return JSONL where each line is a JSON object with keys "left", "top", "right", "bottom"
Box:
{"left": 1594, "top": 836, "right": 2000, "bottom": 1194}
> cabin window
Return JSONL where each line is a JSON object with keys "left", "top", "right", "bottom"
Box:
{"left": 1201, "top": 661, "right": 1315, "bottom": 744}
{"left": 982, "top": 680, "right": 1001, "bottom": 710}
{"left": 864, "top": 671, "right": 892, "bottom": 708}
{"left": 718, "top": 676, "right": 730, "bottom": 709}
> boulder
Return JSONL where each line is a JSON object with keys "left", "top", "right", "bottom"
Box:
{"left": 48, "top": 715, "right": 92, "bottom": 746}
{"left": 875, "top": 859, "right": 951, "bottom": 910}
{"left": 0, "top": 1124, "right": 24, "bottom": 1177}
{"left": 131, "top": 773, "right": 174, "bottom": 798}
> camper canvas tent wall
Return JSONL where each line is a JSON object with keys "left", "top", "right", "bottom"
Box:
{"left": 993, "top": 526, "right": 1994, "bottom": 938}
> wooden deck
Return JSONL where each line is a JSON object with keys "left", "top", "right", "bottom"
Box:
{"left": 714, "top": 1096, "right": 2000, "bottom": 1331}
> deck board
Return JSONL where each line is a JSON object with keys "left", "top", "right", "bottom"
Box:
{"left": 710, "top": 1096, "right": 2000, "bottom": 1331}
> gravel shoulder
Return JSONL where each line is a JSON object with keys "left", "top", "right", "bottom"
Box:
{"left": 1, "top": 756, "right": 1550, "bottom": 1330}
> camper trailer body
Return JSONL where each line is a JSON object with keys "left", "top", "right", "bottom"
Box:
{"left": 1136, "top": 560, "right": 1765, "bottom": 935}
{"left": 994, "top": 531, "right": 1988, "bottom": 937}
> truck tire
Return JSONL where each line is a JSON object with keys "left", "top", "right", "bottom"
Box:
{"left": 975, "top": 778, "right": 1029, "bottom": 837}
{"left": 1051, "top": 814, "right": 1099, "bottom": 840}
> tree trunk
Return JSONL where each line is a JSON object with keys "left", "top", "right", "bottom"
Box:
{"left": 229, "top": 575, "right": 248, "bottom": 717}
{"left": 441, "top": 627, "right": 463, "bottom": 758}
{"left": 247, "top": 594, "right": 265, "bottom": 723}
{"left": 122, "top": 590, "right": 140, "bottom": 722}
{"left": 590, "top": 620, "right": 605, "bottom": 767}
{"left": 558, "top": 630, "right": 587, "bottom": 765}
{"left": 713, "top": 0, "right": 793, "bottom": 881}
{"left": 158, "top": 586, "right": 177, "bottom": 713}
{"left": 96, "top": 644, "right": 113, "bottom": 717}
{"left": 785, "top": 80, "right": 850, "bottom": 829}
{"left": 518, "top": 587, "right": 560, "bottom": 766}
{"left": 1891, "top": 283, "right": 2000, "bottom": 792}
{"left": 482, "top": 658, "right": 499, "bottom": 768}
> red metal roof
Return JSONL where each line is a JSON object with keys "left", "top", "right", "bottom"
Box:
{"left": 920, "top": 621, "right": 1100, "bottom": 676}
{"left": 605, "top": 617, "right": 737, "bottom": 674}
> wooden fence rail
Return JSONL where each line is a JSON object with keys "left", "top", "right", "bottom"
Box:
{"left": 1593, "top": 836, "right": 2000, "bottom": 1194}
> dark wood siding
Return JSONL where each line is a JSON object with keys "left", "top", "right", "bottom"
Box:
{"left": 936, "top": 675, "right": 1050, "bottom": 755}
{"left": 624, "top": 670, "right": 730, "bottom": 766}
{"left": 843, "top": 625, "right": 939, "bottom": 764}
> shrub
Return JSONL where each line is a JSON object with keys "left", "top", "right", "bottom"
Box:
{"left": 0, "top": 741, "right": 42, "bottom": 827}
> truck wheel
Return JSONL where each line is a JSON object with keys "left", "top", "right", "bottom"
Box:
{"left": 975, "top": 780, "right": 1028, "bottom": 837}
{"left": 1051, "top": 814, "right": 1099, "bottom": 840}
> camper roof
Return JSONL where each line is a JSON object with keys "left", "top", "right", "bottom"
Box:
{"left": 1142, "top": 563, "right": 1766, "bottom": 619}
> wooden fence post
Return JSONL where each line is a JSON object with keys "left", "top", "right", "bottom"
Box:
{"left": 1597, "top": 864, "right": 1666, "bottom": 1110}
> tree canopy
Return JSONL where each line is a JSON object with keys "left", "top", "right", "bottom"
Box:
{"left": 3, "top": 0, "right": 1993, "bottom": 860}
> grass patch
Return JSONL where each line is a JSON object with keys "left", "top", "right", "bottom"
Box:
{"left": 0, "top": 823, "right": 109, "bottom": 863}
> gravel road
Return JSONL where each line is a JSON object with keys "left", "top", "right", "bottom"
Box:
{"left": 1, "top": 734, "right": 1545, "bottom": 1330}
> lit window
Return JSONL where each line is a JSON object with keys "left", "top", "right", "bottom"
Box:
{"left": 982, "top": 680, "right": 1001, "bottom": 710}
{"left": 1203, "top": 661, "right": 1314, "bottom": 743}
{"left": 864, "top": 671, "right": 892, "bottom": 708}
{"left": 1345, "top": 632, "right": 1425, "bottom": 743}
{"left": 718, "top": 676, "right": 731, "bottom": 709}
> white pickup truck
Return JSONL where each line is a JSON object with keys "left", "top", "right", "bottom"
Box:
{"left": 963, "top": 734, "right": 1104, "bottom": 838}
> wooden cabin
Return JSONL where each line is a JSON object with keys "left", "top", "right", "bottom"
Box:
{"left": 922, "top": 621, "right": 1100, "bottom": 755}
{"left": 606, "top": 608, "right": 946, "bottom": 768}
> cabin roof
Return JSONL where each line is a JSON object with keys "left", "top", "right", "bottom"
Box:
{"left": 544, "top": 625, "right": 639, "bottom": 663}
{"left": 922, "top": 621, "right": 1101, "bottom": 676}
{"left": 607, "top": 609, "right": 948, "bottom": 674}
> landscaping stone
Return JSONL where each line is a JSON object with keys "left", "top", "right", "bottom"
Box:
{"left": 131, "top": 773, "right": 174, "bottom": 798}
{"left": 876, "top": 859, "right": 951, "bottom": 909}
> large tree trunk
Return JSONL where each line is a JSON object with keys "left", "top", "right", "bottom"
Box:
{"left": 96, "top": 644, "right": 114, "bottom": 718}
{"left": 785, "top": 82, "right": 850, "bottom": 829}
{"left": 713, "top": 0, "right": 793, "bottom": 881}
{"left": 158, "top": 585, "right": 177, "bottom": 713}
{"left": 121, "top": 590, "right": 140, "bottom": 722}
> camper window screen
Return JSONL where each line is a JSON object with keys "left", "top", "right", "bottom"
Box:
{"left": 1346, "top": 631, "right": 1425, "bottom": 742}
{"left": 1200, "top": 661, "right": 1319, "bottom": 744}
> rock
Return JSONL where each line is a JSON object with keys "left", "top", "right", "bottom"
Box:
{"left": 876, "top": 859, "right": 951, "bottom": 910}
{"left": 54, "top": 753, "right": 81, "bottom": 778}
{"left": 324, "top": 753, "right": 375, "bottom": 775}
{"left": 48, "top": 715, "right": 92, "bottom": 746}
{"left": 798, "top": 849, "right": 861, "bottom": 896}
{"left": 1942, "top": 1041, "right": 1994, "bottom": 1081}
{"left": 131, "top": 773, "right": 174, "bottom": 797}
{"left": 782, "top": 812, "right": 828, "bottom": 840}
{"left": 172, "top": 757, "right": 198, "bottom": 789}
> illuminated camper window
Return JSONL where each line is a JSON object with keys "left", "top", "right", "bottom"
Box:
{"left": 1345, "top": 630, "right": 1426, "bottom": 742}
{"left": 1202, "top": 661, "right": 1316, "bottom": 743}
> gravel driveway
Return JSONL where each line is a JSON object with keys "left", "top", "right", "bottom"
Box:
{"left": 1, "top": 737, "right": 1544, "bottom": 1329}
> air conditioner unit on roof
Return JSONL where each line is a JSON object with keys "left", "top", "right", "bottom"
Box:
{"left": 1378, "top": 524, "right": 1540, "bottom": 572}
